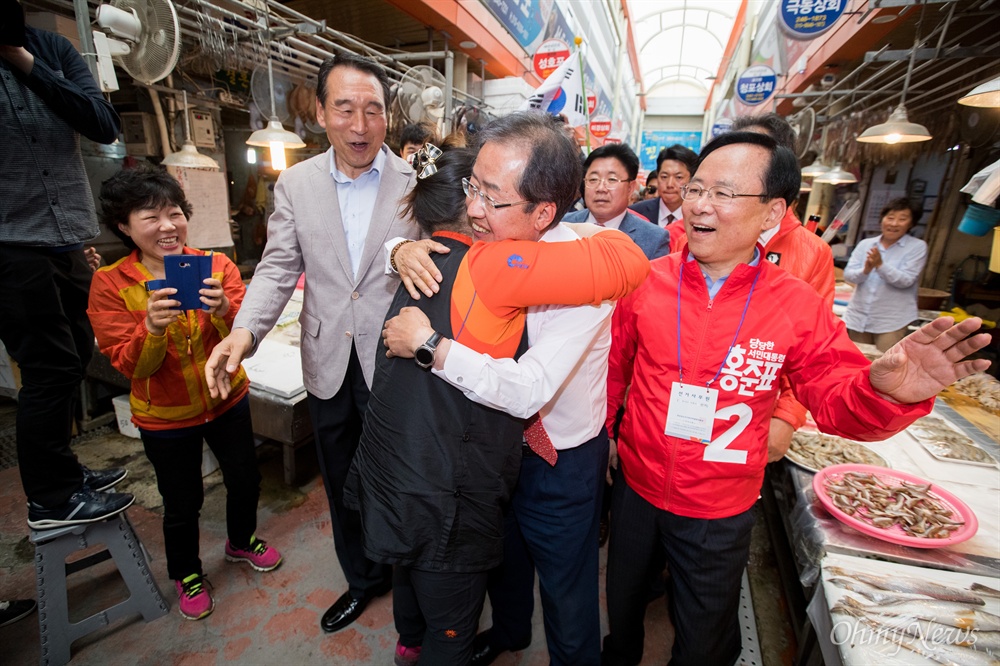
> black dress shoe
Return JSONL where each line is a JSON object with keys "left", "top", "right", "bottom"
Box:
{"left": 470, "top": 631, "right": 530, "bottom": 666}
{"left": 321, "top": 591, "right": 369, "bottom": 633}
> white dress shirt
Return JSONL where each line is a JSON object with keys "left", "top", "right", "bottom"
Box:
{"left": 330, "top": 146, "right": 387, "bottom": 277}
{"left": 843, "top": 234, "right": 928, "bottom": 334}
{"left": 658, "top": 199, "right": 683, "bottom": 227}
{"left": 585, "top": 209, "right": 627, "bottom": 230}
{"left": 434, "top": 223, "right": 614, "bottom": 449}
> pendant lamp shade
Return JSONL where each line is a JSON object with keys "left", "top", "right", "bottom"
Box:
{"left": 857, "top": 105, "right": 931, "bottom": 144}
{"left": 162, "top": 141, "right": 221, "bottom": 169}
{"left": 814, "top": 163, "right": 857, "bottom": 185}
{"left": 801, "top": 158, "right": 830, "bottom": 178}
{"left": 959, "top": 76, "right": 1000, "bottom": 108}
{"left": 247, "top": 119, "right": 306, "bottom": 148}
{"left": 162, "top": 91, "right": 220, "bottom": 169}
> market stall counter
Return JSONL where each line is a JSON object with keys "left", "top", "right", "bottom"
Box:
{"left": 764, "top": 368, "right": 1000, "bottom": 664}
{"left": 809, "top": 553, "right": 1000, "bottom": 666}
{"left": 239, "top": 290, "right": 314, "bottom": 486}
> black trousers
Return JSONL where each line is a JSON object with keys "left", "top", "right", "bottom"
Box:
{"left": 140, "top": 396, "right": 261, "bottom": 580}
{"left": 394, "top": 565, "right": 489, "bottom": 664}
{"left": 0, "top": 245, "right": 90, "bottom": 506}
{"left": 603, "top": 478, "right": 755, "bottom": 666}
{"left": 307, "top": 345, "right": 391, "bottom": 598}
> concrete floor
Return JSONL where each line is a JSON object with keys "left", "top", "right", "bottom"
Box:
{"left": 0, "top": 397, "right": 796, "bottom": 665}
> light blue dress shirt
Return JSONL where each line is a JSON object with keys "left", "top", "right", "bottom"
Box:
{"left": 329, "top": 146, "right": 387, "bottom": 277}
{"left": 692, "top": 247, "right": 762, "bottom": 299}
{"left": 843, "top": 234, "right": 928, "bottom": 334}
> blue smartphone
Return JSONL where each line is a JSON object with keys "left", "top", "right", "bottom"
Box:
{"left": 161, "top": 254, "right": 213, "bottom": 311}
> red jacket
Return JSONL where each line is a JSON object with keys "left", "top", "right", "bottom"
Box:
{"left": 763, "top": 209, "right": 836, "bottom": 428}
{"left": 88, "top": 248, "right": 249, "bottom": 430}
{"left": 763, "top": 209, "right": 835, "bottom": 306}
{"left": 607, "top": 252, "right": 931, "bottom": 519}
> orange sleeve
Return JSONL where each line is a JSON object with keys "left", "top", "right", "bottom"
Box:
{"left": 772, "top": 375, "right": 809, "bottom": 430}
{"left": 211, "top": 251, "right": 246, "bottom": 329}
{"left": 465, "top": 230, "right": 650, "bottom": 319}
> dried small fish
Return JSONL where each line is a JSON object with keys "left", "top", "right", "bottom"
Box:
{"left": 823, "top": 473, "right": 965, "bottom": 539}
{"left": 860, "top": 610, "right": 993, "bottom": 653}
{"left": 952, "top": 373, "right": 1000, "bottom": 412}
{"left": 828, "top": 577, "right": 932, "bottom": 605}
{"left": 875, "top": 598, "right": 1000, "bottom": 632}
{"left": 833, "top": 598, "right": 1000, "bottom": 665}
{"left": 911, "top": 416, "right": 996, "bottom": 465}
{"left": 973, "top": 583, "right": 1000, "bottom": 599}
{"left": 826, "top": 566, "right": 985, "bottom": 605}
{"left": 787, "top": 431, "right": 885, "bottom": 470}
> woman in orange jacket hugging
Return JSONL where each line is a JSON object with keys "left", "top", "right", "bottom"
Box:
{"left": 88, "top": 165, "right": 281, "bottom": 621}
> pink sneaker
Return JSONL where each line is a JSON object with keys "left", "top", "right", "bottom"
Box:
{"left": 225, "top": 536, "right": 282, "bottom": 572}
{"left": 394, "top": 639, "right": 422, "bottom": 666}
{"left": 175, "top": 573, "right": 214, "bottom": 620}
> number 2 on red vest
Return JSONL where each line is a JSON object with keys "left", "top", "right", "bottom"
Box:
{"left": 703, "top": 403, "right": 751, "bottom": 465}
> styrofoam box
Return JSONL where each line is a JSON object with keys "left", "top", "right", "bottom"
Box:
{"left": 112, "top": 394, "right": 140, "bottom": 438}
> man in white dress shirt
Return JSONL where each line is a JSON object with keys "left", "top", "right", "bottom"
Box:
{"left": 385, "top": 112, "right": 620, "bottom": 666}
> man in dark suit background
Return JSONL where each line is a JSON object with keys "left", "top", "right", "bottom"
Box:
{"left": 629, "top": 144, "right": 698, "bottom": 253}
{"left": 563, "top": 144, "right": 670, "bottom": 260}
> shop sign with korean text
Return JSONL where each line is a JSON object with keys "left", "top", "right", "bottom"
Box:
{"left": 736, "top": 65, "right": 777, "bottom": 106}
{"left": 779, "top": 0, "right": 847, "bottom": 39}
{"left": 590, "top": 114, "right": 612, "bottom": 138}
{"left": 533, "top": 39, "right": 570, "bottom": 79}
{"left": 711, "top": 117, "right": 734, "bottom": 139}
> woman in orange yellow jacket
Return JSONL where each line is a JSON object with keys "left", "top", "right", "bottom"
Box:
{"left": 88, "top": 165, "right": 281, "bottom": 621}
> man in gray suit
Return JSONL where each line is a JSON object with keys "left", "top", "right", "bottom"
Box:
{"left": 205, "top": 52, "right": 416, "bottom": 633}
{"left": 563, "top": 144, "right": 670, "bottom": 260}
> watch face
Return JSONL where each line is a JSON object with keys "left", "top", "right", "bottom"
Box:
{"left": 414, "top": 345, "right": 434, "bottom": 366}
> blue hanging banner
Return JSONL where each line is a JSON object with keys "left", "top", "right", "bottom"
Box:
{"left": 482, "top": 0, "right": 547, "bottom": 51}
{"left": 735, "top": 65, "right": 777, "bottom": 106}
{"left": 640, "top": 131, "right": 704, "bottom": 172}
{"left": 779, "top": 0, "right": 847, "bottom": 40}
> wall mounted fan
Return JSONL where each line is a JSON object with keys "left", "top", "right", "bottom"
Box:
{"left": 94, "top": 0, "right": 181, "bottom": 89}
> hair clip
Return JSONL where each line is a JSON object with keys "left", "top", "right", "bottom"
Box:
{"left": 414, "top": 143, "right": 443, "bottom": 179}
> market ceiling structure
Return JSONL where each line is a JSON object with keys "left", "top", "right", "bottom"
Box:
{"left": 628, "top": 0, "right": 737, "bottom": 99}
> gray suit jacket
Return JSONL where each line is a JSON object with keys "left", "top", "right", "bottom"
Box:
{"left": 562, "top": 209, "right": 671, "bottom": 260}
{"left": 234, "top": 147, "right": 417, "bottom": 398}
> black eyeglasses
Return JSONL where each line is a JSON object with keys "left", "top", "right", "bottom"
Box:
{"left": 462, "top": 178, "right": 532, "bottom": 211}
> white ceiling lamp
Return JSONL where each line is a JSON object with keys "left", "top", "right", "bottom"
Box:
{"left": 801, "top": 158, "right": 830, "bottom": 178}
{"left": 814, "top": 163, "right": 857, "bottom": 185}
{"left": 246, "top": 59, "right": 305, "bottom": 171}
{"left": 162, "top": 91, "right": 220, "bottom": 169}
{"left": 958, "top": 76, "right": 1000, "bottom": 108}
{"left": 857, "top": 6, "right": 931, "bottom": 145}
{"left": 857, "top": 104, "right": 931, "bottom": 144}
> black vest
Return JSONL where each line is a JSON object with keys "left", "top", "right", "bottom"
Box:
{"left": 351, "top": 235, "right": 528, "bottom": 572}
